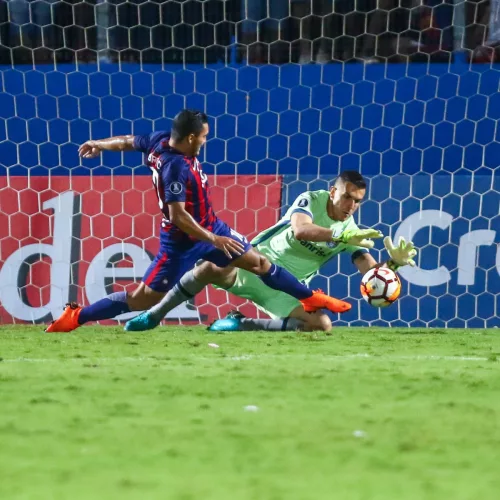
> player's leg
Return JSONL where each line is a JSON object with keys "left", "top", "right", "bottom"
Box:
{"left": 206, "top": 227, "right": 317, "bottom": 302}
{"left": 44, "top": 283, "right": 164, "bottom": 333}
{"left": 229, "top": 248, "right": 351, "bottom": 314}
{"left": 125, "top": 262, "right": 237, "bottom": 331}
{"left": 204, "top": 222, "right": 351, "bottom": 315}
{"left": 45, "top": 249, "right": 188, "bottom": 332}
{"left": 193, "top": 261, "right": 238, "bottom": 288}
{"left": 210, "top": 310, "right": 305, "bottom": 332}
{"left": 78, "top": 252, "right": 170, "bottom": 321}
{"left": 209, "top": 269, "right": 331, "bottom": 332}
{"left": 231, "top": 247, "right": 312, "bottom": 298}
{"left": 215, "top": 308, "right": 332, "bottom": 332}
{"left": 208, "top": 268, "right": 303, "bottom": 331}
{"left": 288, "top": 306, "right": 333, "bottom": 332}
{"left": 149, "top": 261, "right": 236, "bottom": 317}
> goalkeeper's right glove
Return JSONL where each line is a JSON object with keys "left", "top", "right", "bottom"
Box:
{"left": 384, "top": 236, "right": 417, "bottom": 271}
{"left": 332, "top": 228, "right": 384, "bottom": 249}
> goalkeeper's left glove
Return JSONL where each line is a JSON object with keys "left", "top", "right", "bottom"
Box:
{"left": 384, "top": 236, "right": 417, "bottom": 271}
{"left": 332, "top": 228, "right": 383, "bottom": 249}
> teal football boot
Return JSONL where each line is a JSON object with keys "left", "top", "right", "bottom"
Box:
{"left": 124, "top": 311, "right": 161, "bottom": 332}
{"left": 207, "top": 310, "right": 244, "bottom": 332}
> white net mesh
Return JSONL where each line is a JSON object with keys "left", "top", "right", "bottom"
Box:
{"left": 0, "top": 0, "right": 499, "bottom": 327}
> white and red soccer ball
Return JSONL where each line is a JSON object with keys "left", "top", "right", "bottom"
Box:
{"left": 360, "top": 267, "right": 401, "bottom": 308}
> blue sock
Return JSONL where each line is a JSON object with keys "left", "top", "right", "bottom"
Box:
{"left": 259, "top": 264, "right": 313, "bottom": 300}
{"left": 78, "top": 291, "right": 131, "bottom": 324}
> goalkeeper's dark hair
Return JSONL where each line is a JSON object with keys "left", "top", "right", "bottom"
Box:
{"left": 335, "top": 171, "right": 367, "bottom": 190}
{"left": 171, "top": 109, "right": 208, "bottom": 141}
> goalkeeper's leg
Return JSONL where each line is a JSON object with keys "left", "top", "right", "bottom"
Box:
{"left": 209, "top": 269, "right": 333, "bottom": 333}
{"left": 210, "top": 308, "right": 331, "bottom": 332}
{"left": 289, "top": 308, "right": 332, "bottom": 332}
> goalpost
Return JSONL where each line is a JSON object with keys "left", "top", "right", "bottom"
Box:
{"left": 0, "top": 0, "right": 498, "bottom": 327}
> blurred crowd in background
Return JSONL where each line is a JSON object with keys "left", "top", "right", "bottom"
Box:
{"left": 0, "top": 0, "right": 497, "bottom": 65}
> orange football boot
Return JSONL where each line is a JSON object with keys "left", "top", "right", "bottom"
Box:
{"left": 300, "top": 289, "right": 352, "bottom": 314}
{"left": 45, "top": 302, "right": 82, "bottom": 333}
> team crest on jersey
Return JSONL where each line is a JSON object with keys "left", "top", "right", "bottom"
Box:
{"left": 169, "top": 182, "right": 183, "bottom": 194}
{"left": 298, "top": 198, "right": 309, "bottom": 208}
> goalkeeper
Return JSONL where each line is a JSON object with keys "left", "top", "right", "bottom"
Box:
{"left": 125, "top": 171, "right": 417, "bottom": 332}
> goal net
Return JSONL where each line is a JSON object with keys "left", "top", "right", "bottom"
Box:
{"left": 0, "top": 0, "right": 498, "bottom": 327}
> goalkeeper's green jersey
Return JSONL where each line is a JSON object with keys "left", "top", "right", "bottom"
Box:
{"left": 251, "top": 190, "right": 368, "bottom": 283}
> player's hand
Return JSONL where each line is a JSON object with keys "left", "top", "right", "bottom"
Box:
{"left": 78, "top": 141, "right": 101, "bottom": 159}
{"left": 333, "top": 228, "right": 383, "bottom": 249}
{"left": 384, "top": 236, "right": 417, "bottom": 267}
{"left": 213, "top": 236, "right": 245, "bottom": 259}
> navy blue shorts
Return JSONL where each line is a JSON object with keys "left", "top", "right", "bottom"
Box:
{"left": 142, "top": 219, "right": 252, "bottom": 293}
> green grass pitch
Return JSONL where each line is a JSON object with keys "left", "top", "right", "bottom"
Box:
{"left": 1, "top": 325, "right": 500, "bottom": 500}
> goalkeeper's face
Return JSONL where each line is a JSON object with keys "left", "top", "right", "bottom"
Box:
{"left": 329, "top": 182, "right": 365, "bottom": 221}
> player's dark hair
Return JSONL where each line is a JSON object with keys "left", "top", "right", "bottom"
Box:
{"left": 336, "top": 171, "right": 366, "bottom": 190}
{"left": 171, "top": 109, "right": 208, "bottom": 141}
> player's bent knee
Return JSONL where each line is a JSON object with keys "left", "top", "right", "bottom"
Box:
{"left": 233, "top": 249, "right": 271, "bottom": 276}
{"left": 318, "top": 315, "right": 333, "bottom": 332}
{"left": 194, "top": 261, "right": 220, "bottom": 283}
{"left": 247, "top": 254, "right": 271, "bottom": 275}
{"left": 306, "top": 313, "right": 332, "bottom": 332}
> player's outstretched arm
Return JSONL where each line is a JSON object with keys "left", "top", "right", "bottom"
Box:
{"left": 291, "top": 213, "right": 339, "bottom": 242}
{"left": 168, "top": 202, "right": 244, "bottom": 258}
{"left": 79, "top": 135, "right": 136, "bottom": 158}
{"left": 291, "top": 213, "right": 383, "bottom": 249}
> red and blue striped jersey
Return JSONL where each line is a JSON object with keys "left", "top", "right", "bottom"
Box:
{"left": 134, "top": 131, "right": 217, "bottom": 242}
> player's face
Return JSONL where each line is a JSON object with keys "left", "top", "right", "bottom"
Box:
{"left": 188, "top": 123, "right": 209, "bottom": 156}
{"left": 329, "top": 182, "right": 365, "bottom": 221}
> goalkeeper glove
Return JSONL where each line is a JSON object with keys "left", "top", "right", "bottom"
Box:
{"left": 332, "top": 228, "right": 383, "bottom": 249}
{"left": 384, "top": 236, "right": 417, "bottom": 271}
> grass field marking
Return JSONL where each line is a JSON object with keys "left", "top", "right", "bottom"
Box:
{"left": 0, "top": 353, "right": 495, "bottom": 363}
{"left": 0, "top": 356, "right": 154, "bottom": 363}
{"left": 229, "top": 353, "right": 494, "bottom": 362}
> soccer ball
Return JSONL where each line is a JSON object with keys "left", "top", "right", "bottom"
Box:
{"left": 360, "top": 267, "right": 401, "bottom": 308}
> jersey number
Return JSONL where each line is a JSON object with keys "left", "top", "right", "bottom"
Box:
{"left": 150, "top": 167, "right": 164, "bottom": 210}
{"left": 230, "top": 229, "right": 248, "bottom": 243}
{"left": 193, "top": 159, "right": 208, "bottom": 188}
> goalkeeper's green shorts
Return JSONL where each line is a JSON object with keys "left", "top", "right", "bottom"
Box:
{"left": 213, "top": 268, "right": 301, "bottom": 320}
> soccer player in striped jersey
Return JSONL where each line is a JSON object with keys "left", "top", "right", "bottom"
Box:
{"left": 124, "top": 171, "right": 417, "bottom": 333}
{"left": 46, "top": 109, "right": 353, "bottom": 332}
